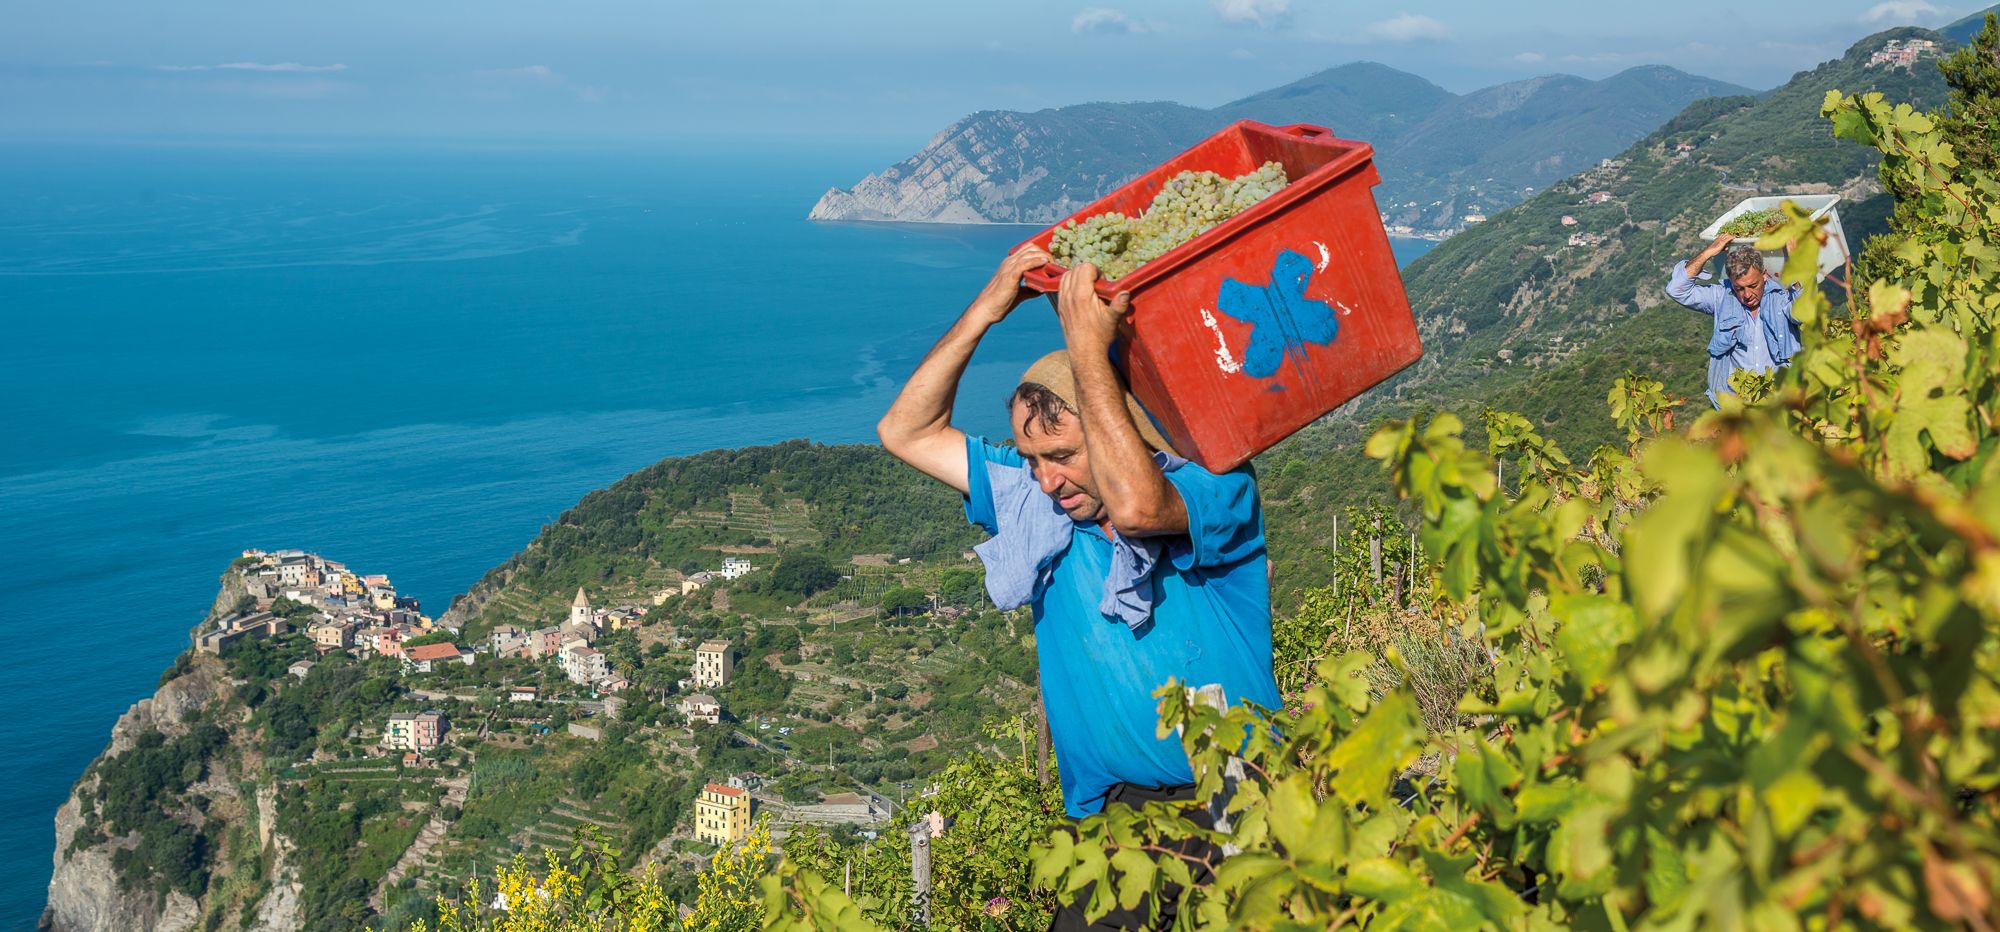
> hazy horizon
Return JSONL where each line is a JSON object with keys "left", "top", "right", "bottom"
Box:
{"left": 2, "top": 1, "right": 1982, "bottom": 146}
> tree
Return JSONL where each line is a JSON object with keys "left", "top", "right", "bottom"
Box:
{"left": 878, "top": 586, "right": 927, "bottom": 619}
{"left": 1939, "top": 13, "right": 2000, "bottom": 178}
{"left": 769, "top": 552, "right": 839, "bottom": 599}
{"left": 936, "top": 567, "right": 985, "bottom": 607}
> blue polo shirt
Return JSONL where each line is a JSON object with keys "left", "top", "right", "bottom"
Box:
{"left": 963, "top": 436, "right": 1280, "bottom": 817}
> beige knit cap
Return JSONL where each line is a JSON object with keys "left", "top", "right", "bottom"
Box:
{"left": 1017, "top": 350, "right": 1177, "bottom": 455}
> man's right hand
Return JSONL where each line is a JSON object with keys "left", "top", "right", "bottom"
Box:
{"left": 966, "top": 246, "right": 1052, "bottom": 324}
{"left": 880, "top": 246, "right": 1052, "bottom": 495}
{"left": 1687, "top": 232, "right": 1735, "bottom": 274}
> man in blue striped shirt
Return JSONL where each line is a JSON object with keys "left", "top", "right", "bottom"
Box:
{"left": 1665, "top": 234, "right": 1803, "bottom": 406}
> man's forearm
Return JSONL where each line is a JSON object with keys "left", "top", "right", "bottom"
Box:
{"left": 879, "top": 312, "right": 992, "bottom": 447}
{"left": 1688, "top": 235, "right": 1732, "bottom": 273}
{"left": 882, "top": 247, "right": 1050, "bottom": 492}
{"left": 1070, "top": 350, "right": 1182, "bottom": 535}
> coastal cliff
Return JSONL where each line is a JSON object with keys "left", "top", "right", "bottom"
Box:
{"left": 43, "top": 570, "right": 299, "bottom": 932}
{"left": 42, "top": 447, "right": 1017, "bottom": 930}
{"left": 43, "top": 666, "right": 212, "bottom": 932}
{"left": 807, "top": 102, "right": 1218, "bottom": 224}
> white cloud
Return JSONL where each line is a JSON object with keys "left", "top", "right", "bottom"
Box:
{"left": 1229, "top": 47, "right": 1257, "bottom": 60}
{"left": 1863, "top": 0, "right": 1941, "bottom": 22}
{"left": 1213, "top": 0, "right": 1290, "bottom": 27}
{"left": 221, "top": 62, "right": 347, "bottom": 73}
{"left": 1362, "top": 13, "right": 1447, "bottom": 43}
{"left": 1514, "top": 51, "right": 1546, "bottom": 63}
{"left": 1072, "top": 7, "right": 1146, "bottom": 34}
{"left": 157, "top": 62, "right": 347, "bottom": 73}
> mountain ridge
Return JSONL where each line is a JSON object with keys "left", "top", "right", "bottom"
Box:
{"left": 810, "top": 62, "right": 1752, "bottom": 233}
{"left": 1945, "top": 4, "right": 2000, "bottom": 42}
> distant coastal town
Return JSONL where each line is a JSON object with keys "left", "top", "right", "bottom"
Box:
{"left": 195, "top": 548, "right": 885, "bottom": 847}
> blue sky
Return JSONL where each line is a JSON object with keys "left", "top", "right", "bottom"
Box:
{"left": 0, "top": 0, "right": 1980, "bottom": 143}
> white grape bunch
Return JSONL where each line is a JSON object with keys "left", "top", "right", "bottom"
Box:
{"left": 1048, "top": 161, "right": 1289, "bottom": 280}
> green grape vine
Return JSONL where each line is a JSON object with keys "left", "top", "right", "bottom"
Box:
{"left": 763, "top": 42, "right": 2000, "bottom": 931}
{"left": 1007, "top": 84, "right": 2000, "bottom": 930}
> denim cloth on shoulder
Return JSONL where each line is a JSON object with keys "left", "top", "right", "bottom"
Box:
{"left": 972, "top": 445, "right": 1189, "bottom": 630}
{"left": 962, "top": 435, "right": 1281, "bottom": 818}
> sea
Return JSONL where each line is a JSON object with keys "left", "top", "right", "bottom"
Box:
{"left": 0, "top": 140, "right": 1434, "bottom": 927}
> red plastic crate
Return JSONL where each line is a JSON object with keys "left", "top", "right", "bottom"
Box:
{"left": 1015, "top": 120, "right": 1422, "bottom": 472}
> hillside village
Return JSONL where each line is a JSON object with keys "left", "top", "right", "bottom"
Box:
{"left": 152, "top": 521, "right": 1017, "bottom": 927}
{"left": 202, "top": 549, "right": 809, "bottom": 782}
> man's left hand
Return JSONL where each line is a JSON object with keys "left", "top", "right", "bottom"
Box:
{"left": 1055, "top": 262, "right": 1132, "bottom": 353}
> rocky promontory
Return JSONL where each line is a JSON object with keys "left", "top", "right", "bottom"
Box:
{"left": 43, "top": 568, "right": 301, "bottom": 932}
{"left": 807, "top": 102, "right": 1217, "bottom": 224}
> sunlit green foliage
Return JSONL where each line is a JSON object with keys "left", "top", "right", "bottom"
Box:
{"left": 768, "top": 64, "right": 2000, "bottom": 931}
{"left": 1007, "top": 82, "right": 2000, "bottom": 930}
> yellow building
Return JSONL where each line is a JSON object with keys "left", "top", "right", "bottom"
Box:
{"left": 695, "top": 640, "right": 733, "bottom": 690}
{"left": 694, "top": 783, "right": 752, "bottom": 846}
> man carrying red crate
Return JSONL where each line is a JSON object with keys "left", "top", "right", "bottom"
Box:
{"left": 878, "top": 246, "right": 1281, "bottom": 929}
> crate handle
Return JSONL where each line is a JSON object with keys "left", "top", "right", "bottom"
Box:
{"left": 1279, "top": 124, "right": 1331, "bottom": 138}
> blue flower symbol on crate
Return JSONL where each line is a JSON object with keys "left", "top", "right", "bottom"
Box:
{"left": 1215, "top": 249, "right": 1338, "bottom": 379}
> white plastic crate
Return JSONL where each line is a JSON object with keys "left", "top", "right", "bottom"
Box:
{"left": 1699, "top": 193, "right": 1850, "bottom": 282}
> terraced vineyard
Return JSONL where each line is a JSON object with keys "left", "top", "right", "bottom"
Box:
{"left": 387, "top": 747, "right": 637, "bottom": 909}
{"left": 507, "top": 796, "right": 630, "bottom": 855}
{"left": 666, "top": 489, "right": 822, "bottom": 546}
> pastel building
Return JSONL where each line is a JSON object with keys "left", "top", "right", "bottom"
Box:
{"left": 694, "top": 783, "right": 752, "bottom": 846}
{"left": 679, "top": 693, "right": 722, "bottom": 725}
{"left": 563, "top": 645, "right": 608, "bottom": 685}
{"left": 694, "top": 640, "right": 733, "bottom": 690}
{"left": 385, "top": 711, "right": 446, "bottom": 752}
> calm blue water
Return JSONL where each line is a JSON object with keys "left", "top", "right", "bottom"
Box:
{"left": 0, "top": 142, "right": 1433, "bottom": 926}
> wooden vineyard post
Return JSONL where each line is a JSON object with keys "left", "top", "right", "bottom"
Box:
{"left": 1370, "top": 516, "right": 1383, "bottom": 586}
{"left": 1330, "top": 514, "right": 1340, "bottom": 595}
{"left": 1036, "top": 687, "right": 1051, "bottom": 787}
{"left": 909, "top": 818, "right": 932, "bottom": 928}
{"left": 1409, "top": 532, "right": 1418, "bottom": 600}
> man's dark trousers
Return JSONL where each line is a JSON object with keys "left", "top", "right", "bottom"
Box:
{"left": 1046, "top": 782, "right": 1221, "bottom": 932}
